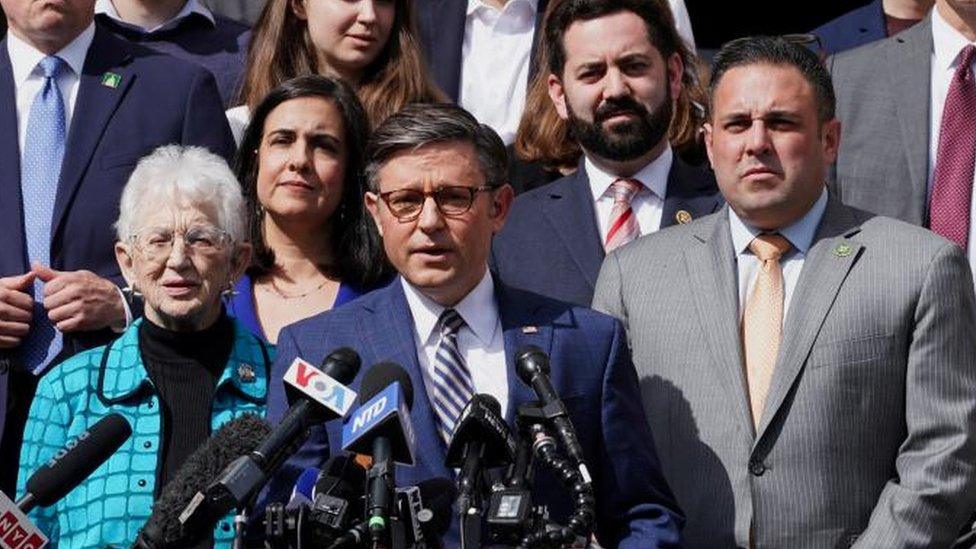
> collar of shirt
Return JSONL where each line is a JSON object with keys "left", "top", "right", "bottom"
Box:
{"left": 7, "top": 22, "right": 94, "bottom": 89}
{"left": 586, "top": 145, "right": 673, "bottom": 203}
{"left": 466, "top": 0, "right": 537, "bottom": 19}
{"left": 932, "top": 6, "right": 976, "bottom": 73}
{"left": 400, "top": 269, "right": 500, "bottom": 348}
{"left": 729, "top": 187, "right": 828, "bottom": 256}
{"left": 95, "top": 0, "right": 215, "bottom": 33}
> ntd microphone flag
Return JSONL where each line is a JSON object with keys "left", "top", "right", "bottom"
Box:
{"left": 283, "top": 357, "right": 358, "bottom": 418}
{"left": 341, "top": 381, "right": 416, "bottom": 465}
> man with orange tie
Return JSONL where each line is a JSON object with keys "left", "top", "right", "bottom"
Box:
{"left": 594, "top": 36, "right": 976, "bottom": 548}
{"left": 490, "top": 0, "right": 721, "bottom": 307}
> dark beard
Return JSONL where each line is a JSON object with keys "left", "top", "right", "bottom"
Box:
{"left": 567, "top": 88, "right": 672, "bottom": 162}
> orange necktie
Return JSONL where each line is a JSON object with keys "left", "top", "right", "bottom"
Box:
{"left": 742, "top": 234, "right": 792, "bottom": 429}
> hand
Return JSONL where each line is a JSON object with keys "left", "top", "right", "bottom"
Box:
{"left": 0, "top": 271, "right": 35, "bottom": 348}
{"left": 33, "top": 263, "right": 126, "bottom": 333}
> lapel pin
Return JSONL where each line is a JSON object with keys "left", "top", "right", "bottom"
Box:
{"left": 101, "top": 72, "right": 122, "bottom": 89}
{"left": 675, "top": 209, "right": 693, "bottom": 224}
{"left": 521, "top": 326, "right": 539, "bottom": 334}
{"left": 237, "top": 363, "right": 256, "bottom": 383}
{"left": 833, "top": 243, "right": 853, "bottom": 257}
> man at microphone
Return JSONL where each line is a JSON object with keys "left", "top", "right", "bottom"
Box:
{"left": 264, "top": 102, "right": 683, "bottom": 547}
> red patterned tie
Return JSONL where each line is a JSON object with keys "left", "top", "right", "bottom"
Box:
{"left": 930, "top": 44, "right": 976, "bottom": 249}
{"left": 604, "top": 178, "right": 642, "bottom": 252}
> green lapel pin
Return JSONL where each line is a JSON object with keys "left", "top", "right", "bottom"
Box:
{"left": 833, "top": 243, "right": 853, "bottom": 257}
{"left": 101, "top": 72, "right": 121, "bottom": 89}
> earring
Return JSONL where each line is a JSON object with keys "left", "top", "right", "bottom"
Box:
{"left": 122, "top": 285, "right": 142, "bottom": 298}
{"left": 221, "top": 281, "right": 239, "bottom": 299}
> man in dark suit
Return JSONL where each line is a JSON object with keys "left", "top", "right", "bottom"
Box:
{"left": 94, "top": 0, "right": 250, "bottom": 106}
{"left": 202, "top": 0, "right": 263, "bottom": 26}
{"left": 414, "top": 0, "right": 549, "bottom": 146}
{"left": 264, "top": 103, "right": 683, "bottom": 547}
{"left": 0, "top": 0, "right": 233, "bottom": 493}
{"left": 491, "top": 0, "right": 721, "bottom": 307}
{"left": 812, "top": 0, "right": 932, "bottom": 55}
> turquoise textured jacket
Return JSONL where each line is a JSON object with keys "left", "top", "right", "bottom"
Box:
{"left": 17, "top": 318, "right": 273, "bottom": 549}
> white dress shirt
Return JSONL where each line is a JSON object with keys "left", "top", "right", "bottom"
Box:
{"left": 226, "top": 104, "right": 250, "bottom": 146}
{"left": 95, "top": 0, "right": 215, "bottom": 33}
{"left": 730, "top": 188, "right": 828, "bottom": 320}
{"left": 928, "top": 8, "right": 976, "bottom": 272}
{"left": 401, "top": 269, "right": 509, "bottom": 416}
{"left": 459, "top": 0, "right": 537, "bottom": 145}
{"left": 587, "top": 146, "right": 672, "bottom": 242}
{"left": 8, "top": 23, "right": 94, "bottom": 155}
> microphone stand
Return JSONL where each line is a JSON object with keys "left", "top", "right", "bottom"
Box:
{"left": 232, "top": 507, "right": 248, "bottom": 549}
{"left": 457, "top": 440, "right": 485, "bottom": 549}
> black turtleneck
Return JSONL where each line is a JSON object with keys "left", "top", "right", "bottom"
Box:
{"left": 139, "top": 312, "right": 234, "bottom": 493}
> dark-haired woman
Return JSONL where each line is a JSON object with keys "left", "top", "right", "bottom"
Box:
{"left": 227, "top": 75, "right": 390, "bottom": 344}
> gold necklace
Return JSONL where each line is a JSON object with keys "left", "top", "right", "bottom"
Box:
{"left": 262, "top": 277, "right": 330, "bottom": 300}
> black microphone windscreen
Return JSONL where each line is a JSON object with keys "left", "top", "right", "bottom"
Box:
{"left": 25, "top": 413, "right": 132, "bottom": 508}
{"left": 314, "top": 454, "right": 367, "bottom": 517}
{"left": 319, "top": 347, "right": 361, "bottom": 385}
{"left": 359, "top": 361, "right": 414, "bottom": 410}
{"left": 515, "top": 345, "right": 550, "bottom": 385}
{"left": 316, "top": 454, "right": 367, "bottom": 499}
{"left": 480, "top": 394, "right": 502, "bottom": 416}
{"left": 417, "top": 477, "right": 456, "bottom": 539}
{"left": 139, "top": 414, "right": 272, "bottom": 546}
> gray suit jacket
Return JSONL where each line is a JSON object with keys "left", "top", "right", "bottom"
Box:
{"left": 593, "top": 197, "right": 976, "bottom": 548}
{"left": 829, "top": 15, "right": 932, "bottom": 226}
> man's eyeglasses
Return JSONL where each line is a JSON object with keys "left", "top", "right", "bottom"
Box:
{"left": 129, "top": 226, "right": 232, "bottom": 261}
{"left": 378, "top": 185, "right": 496, "bottom": 222}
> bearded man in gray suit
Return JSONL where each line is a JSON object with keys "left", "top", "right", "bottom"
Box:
{"left": 593, "top": 36, "right": 976, "bottom": 548}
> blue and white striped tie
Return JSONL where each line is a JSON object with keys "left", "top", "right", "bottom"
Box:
{"left": 20, "top": 56, "right": 67, "bottom": 374}
{"left": 429, "top": 309, "right": 475, "bottom": 445}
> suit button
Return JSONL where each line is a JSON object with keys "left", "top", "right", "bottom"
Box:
{"left": 137, "top": 479, "right": 147, "bottom": 487}
{"left": 749, "top": 460, "right": 767, "bottom": 476}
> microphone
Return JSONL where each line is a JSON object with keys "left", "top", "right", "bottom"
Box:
{"left": 264, "top": 347, "right": 362, "bottom": 471}
{"left": 179, "top": 348, "right": 361, "bottom": 533}
{"left": 1, "top": 414, "right": 129, "bottom": 549}
{"left": 264, "top": 454, "right": 367, "bottom": 548}
{"left": 18, "top": 413, "right": 132, "bottom": 513}
{"left": 515, "top": 346, "right": 591, "bottom": 484}
{"left": 341, "top": 362, "right": 415, "bottom": 545}
{"left": 286, "top": 467, "right": 320, "bottom": 510}
{"left": 309, "top": 454, "right": 367, "bottom": 531}
{"left": 328, "top": 477, "right": 454, "bottom": 549}
{"left": 133, "top": 414, "right": 272, "bottom": 549}
{"left": 445, "top": 394, "right": 517, "bottom": 548}
{"left": 398, "top": 477, "right": 456, "bottom": 548}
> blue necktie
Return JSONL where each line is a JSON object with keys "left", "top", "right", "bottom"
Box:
{"left": 428, "top": 309, "right": 476, "bottom": 445}
{"left": 20, "top": 56, "right": 67, "bottom": 374}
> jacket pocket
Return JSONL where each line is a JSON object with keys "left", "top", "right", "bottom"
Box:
{"left": 807, "top": 333, "right": 893, "bottom": 370}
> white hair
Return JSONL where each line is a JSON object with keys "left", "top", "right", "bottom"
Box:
{"left": 115, "top": 145, "right": 245, "bottom": 242}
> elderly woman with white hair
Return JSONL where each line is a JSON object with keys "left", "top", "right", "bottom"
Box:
{"left": 16, "top": 145, "right": 272, "bottom": 549}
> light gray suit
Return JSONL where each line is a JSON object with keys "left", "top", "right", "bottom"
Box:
{"left": 829, "top": 16, "right": 933, "bottom": 225}
{"left": 593, "top": 197, "right": 976, "bottom": 548}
